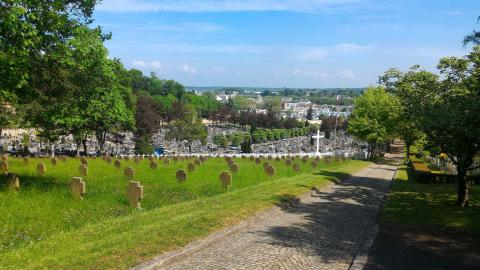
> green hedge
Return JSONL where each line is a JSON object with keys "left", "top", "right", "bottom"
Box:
{"left": 213, "top": 126, "right": 315, "bottom": 146}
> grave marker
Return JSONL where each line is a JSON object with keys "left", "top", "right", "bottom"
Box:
{"left": 114, "top": 160, "right": 121, "bottom": 169}
{"left": 126, "top": 181, "right": 144, "bottom": 208}
{"left": 265, "top": 165, "right": 275, "bottom": 177}
{"left": 229, "top": 163, "right": 239, "bottom": 173}
{"left": 194, "top": 159, "right": 200, "bottom": 166}
{"left": 187, "top": 163, "right": 195, "bottom": 172}
{"left": 7, "top": 173, "right": 19, "bottom": 192}
{"left": 124, "top": 167, "right": 134, "bottom": 179}
{"left": 176, "top": 169, "right": 187, "bottom": 183}
{"left": 37, "top": 163, "right": 46, "bottom": 176}
{"left": 80, "top": 157, "right": 88, "bottom": 166}
{"left": 220, "top": 171, "right": 232, "bottom": 188}
{"left": 0, "top": 160, "right": 8, "bottom": 174}
{"left": 70, "top": 177, "right": 86, "bottom": 200}
{"left": 255, "top": 158, "right": 261, "bottom": 165}
{"left": 285, "top": 159, "right": 292, "bottom": 166}
{"left": 79, "top": 164, "right": 88, "bottom": 176}
{"left": 149, "top": 161, "right": 157, "bottom": 169}
{"left": 51, "top": 158, "right": 58, "bottom": 166}
{"left": 293, "top": 163, "right": 301, "bottom": 172}
{"left": 163, "top": 158, "right": 170, "bottom": 165}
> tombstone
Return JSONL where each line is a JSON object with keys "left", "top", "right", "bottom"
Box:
{"left": 78, "top": 164, "right": 88, "bottom": 176}
{"left": 255, "top": 158, "right": 261, "bottom": 165}
{"left": 187, "top": 163, "right": 195, "bottom": 172}
{"left": 0, "top": 155, "right": 7, "bottom": 162}
{"left": 176, "top": 169, "right": 187, "bottom": 183}
{"left": 302, "top": 156, "right": 308, "bottom": 163}
{"left": 275, "top": 157, "right": 280, "bottom": 161}
{"left": 249, "top": 156, "right": 255, "bottom": 161}
{"left": 0, "top": 160, "right": 8, "bottom": 175}
{"left": 229, "top": 163, "right": 239, "bottom": 173}
{"left": 194, "top": 159, "right": 201, "bottom": 166}
{"left": 285, "top": 159, "right": 292, "bottom": 166}
{"left": 173, "top": 156, "right": 179, "bottom": 162}
{"left": 134, "top": 158, "right": 140, "bottom": 164}
{"left": 199, "top": 156, "right": 205, "bottom": 163}
{"left": 267, "top": 155, "right": 273, "bottom": 160}
{"left": 163, "top": 158, "right": 170, "bottom": 165}
{"left": 263, "top": 161, "right": 270, "bottom": 170}
{"left": 37, "top": 162, "right": 46, "bottom": 176}
{"left": 80, "top": 157, "right": 88, "bottom": 166}
{"left": 293, "top": 163, "right": 301, "bottom": 172}
{"left": 114, "top": 160, "right": 121, "bottom": 169}
{"left": 220, "top": 171, "right": 232, "bottom": 188}
{"left": 325, "top": 157, "right": 331, "bottom": 164}
{"left": 70, "top": 177, "right": 86, "bottom": 200}
{"left": 149, "top": 161, "right": 157, "bottom": 169}
{"left": 51, "top": 158, "right": 58, "bottom": 166}
{"left": 264, "top": 165, "right": 275, "bottom": 177}
{"left": 23, "top": 157, "right": 29, "bottom": 165}
{"left": 124, "top": 156, "right": 130, "bottom": 161}
{"left": 6, "top": 173, "right": 19, "bottom": 192}
{"left": 311, "top": 161, "right": 318, "bottom": 169}
{"left": 126, "top": 181, "right": 144, "bottom": 209}
{"left": 124, "top": 167, "right": 134, "bottom": 179}
{"left": 106, "top": 156, "right": 112, "bottom": 164}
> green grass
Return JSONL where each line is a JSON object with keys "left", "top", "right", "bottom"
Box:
{"left": 0, "top": 156, "right": 369, "bottom": 269}
{"left": 381, "top": 163, "right": 480, "bottom": 234}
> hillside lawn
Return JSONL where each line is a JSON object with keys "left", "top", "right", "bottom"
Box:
{"left": 0, "top": 156, "right": 369, "bottom": 269}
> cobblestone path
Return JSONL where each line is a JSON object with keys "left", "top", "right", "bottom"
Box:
{"left": 159, "top": 155, "right": 400, "bottom": 270}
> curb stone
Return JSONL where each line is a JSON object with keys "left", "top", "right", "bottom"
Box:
{"left": 349, "top": 158, "right": 400, "bottom": 270}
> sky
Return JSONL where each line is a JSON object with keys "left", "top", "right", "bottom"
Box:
{"left": 93, "top": 0, "right": 480, "bottom": 88}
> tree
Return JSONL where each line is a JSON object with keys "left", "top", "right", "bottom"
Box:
{"left": 348, "top": 87, "right": 400, "bottom": 160}
{"left": 463, "top": 16, "right": 480, "bottom": 45}
{"left": 134, "top": 95, "right": 161, "bottom": 154}
{"left": 306, "top": 106, "right": 313, "bottom": 120}
{"left": 165, "top": 106, "right": 207, "bottom": 153}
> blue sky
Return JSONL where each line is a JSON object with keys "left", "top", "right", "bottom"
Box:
{"left": 93, "top": 0, "right": 480, "bottom": 88}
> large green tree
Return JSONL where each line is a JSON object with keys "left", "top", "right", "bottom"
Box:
{"left": 348, "top": 86, "right": 400, "bottom": 160}
{"left": 381, "top": 48, "right": 480, "bottom": 207}
{"left": 165, "top": 106, "right": 207, "bottom": 154}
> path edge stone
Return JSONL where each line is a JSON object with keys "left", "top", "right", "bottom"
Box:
{"left": 349, "top": 160, "right": 400, "bottom": 270}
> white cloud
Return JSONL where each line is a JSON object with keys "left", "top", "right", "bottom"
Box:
{"left": 293, "top": 43, "right": 371, "bottom": 61}
{"left": 97, "top": 0, "right": 366, "bottom": 13}
{"left": 136, "top": 22, "right": 222, "bottom": 33}
{"left": 132, "top": 60, "right": 146, "bottom": 66}
{"left": 292, "top": 69, "right": 329, "bottom": 77}
{"left": 179, "top": 64, "right": 198, "bottom": 74}
{"left": 338, "top": 70, "right": 356, "bottom": 79}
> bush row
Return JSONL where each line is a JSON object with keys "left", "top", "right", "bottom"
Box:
{"left": 410, "top": 155, "right": 480, "bottom": 184}
{"left": 213, "top": 126, "right": 314, "bottom": 147}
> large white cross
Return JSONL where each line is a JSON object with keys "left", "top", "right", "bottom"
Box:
{"left": 312, "top": 129, "right": 325, "bottom": 155}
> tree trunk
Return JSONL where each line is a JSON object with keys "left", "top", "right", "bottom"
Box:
{"left": 96, "top": 131, "right": 107, "bottom": 155}
{"left": 456, "top": 168, "right": 469, "bottom": 207}
{"left": 50, "top": 142, "right": 55, "bottom": 158}
{"left": 82, "top": 138, "right": 88, "bottom": 157}
{"left": 405, "top": 143, "right": 411, "bottom": 163}
{"left": 188, "top": 142, "right": 192, "bottom": 154}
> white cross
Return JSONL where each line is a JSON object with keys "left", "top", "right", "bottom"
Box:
{"left": 312, "top": 129, "right": 325, "bottom": 155}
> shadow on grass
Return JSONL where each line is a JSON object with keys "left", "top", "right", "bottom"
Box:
{"left": 0, "top": 174, "right": 69, "bottom": 192}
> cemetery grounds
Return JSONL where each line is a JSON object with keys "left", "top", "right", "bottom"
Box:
{"left": 0, "top": 155, "right": 369, "bottom": 269}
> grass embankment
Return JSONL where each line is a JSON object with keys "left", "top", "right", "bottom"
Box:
{"left": 0, "top": 156, "right": 369, "bottom": 269}
{"left": 381, "top": 163, "right": 480, "bottom": 234}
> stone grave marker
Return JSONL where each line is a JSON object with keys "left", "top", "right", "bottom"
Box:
{"left": 285, "top": 159, "right": 292, "bottom": 166}
{"left": 263, "top": 161, "right": 270, "bottom": 170}
{"left": 194, "top": 159, "right": 200, "bottom": 166}
{"left": 187, "top": 163, "right": 195, "bottom": 172}
{"left": 70, "top": 177, "right": 86, "bottom": 200}
{"left": 124, "top": 167, "right": 134, "bottom": 179}
{"left": 106, "top": 156, "right": 112, "bottom": 164}
{"left": 51, "top": 158, "right": 58, "bottom": 166}
{"left": 229, "top": 163, "right": 239, "bottom": 173}
{"left": 220, "top": 171, "right": 232, "bottom": 188}
{"left": 0, "top": 160, "right": 8, "bottom": 174}
{"left": 325, "top": 157, "right": 331, "bottom": 164}
{"left": 114, "top": 160, "right": 121, "bottom": 169}
{"left": 275, "top": 157, "right": 280, "bottom": 161}
{"left": 1, "top": 155, "right": 7, "bottom": 162}
{"left": 7, "top": 173, "right": 19, "bottom": 192}
{"left": 264, "top": 165, "right": 275, "bottom": 177}
{"left": 79, "top": 164, "right": 88, "bottom": 176}
{"left": 249, "top": 156, "right": 254, "bottom": 161}
{"left": 302, "top": 156, "right": 308, "bottom": 163}
{"left": 254, "top": 158, "right": 261, "bottom": 165}
{"left": 149, "top": 161, "right": 157, "bottom": 169}
{"left": 80, "top": 157, "right": 88, "bottom": 166}
{"left": 176, "top": 169, "right": 187, "bottom": 183}
{"left": 173, "top": 156, "right": 178, "bottom": 162}
{"left": 134, "top": 158, "right": 140, "bottom": 164}
{"left": 163, "top": 158, "right": 170, "bottom": 165}
{"left": 311, "top": 161, "right": 318, "bottom": 168}
{"left": 37, "top": 162, "right": 46, "bottom": 176}
{"left": 126, "top": 181, "right": 144, "bottom": 208}
{"left": 293, "top": 163, "right": 301, "bottom": 172}
{"left": 199, "top": 156, "right": 205, "bottom": 162}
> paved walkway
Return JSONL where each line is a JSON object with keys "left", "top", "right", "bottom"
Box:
{"left": 157, "top": 155, "right": 401, "bottom": 270}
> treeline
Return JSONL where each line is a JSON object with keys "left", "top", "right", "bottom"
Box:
{"left": 348, "top": 33, "right": 480, "bottom": 207}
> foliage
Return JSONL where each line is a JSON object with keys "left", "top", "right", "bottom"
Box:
{"left": 134, "top": 95, "right": 161, "bottom": 154}
{"left": 348, "top": 87, "right": 400, "bottom": 159}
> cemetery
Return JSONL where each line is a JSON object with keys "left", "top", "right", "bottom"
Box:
{"left": 0, "top": 154, "right": 368, "bottom": 269}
